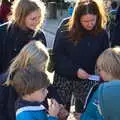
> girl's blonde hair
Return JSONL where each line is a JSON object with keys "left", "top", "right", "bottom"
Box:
{"left": 97, "top": 47, "right": 120, "bottom": 79}
{"left": 7, "top": 40, "right": 49, "bottom": 85}
{"left": 9, "top": 0, "right": 46, "bottom": 30}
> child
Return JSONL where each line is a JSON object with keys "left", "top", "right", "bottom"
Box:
{"left": 10, "top": 66, "right": 60, "bottom": 120}
{"left": 80, "top": 47, "right": 120, "bottom": 120}
{"left": 6, "top": 41, "right": 68, "bottom": 120}
{"left": 0, "top": 40, "right": 49, "bottom": 120}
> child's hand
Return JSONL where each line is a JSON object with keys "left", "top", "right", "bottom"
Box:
{"left": 48, "top": 99, "right": 60, "bottom": 117}
{"left": 58, "top": 104, "right": 69, "bottom": 120}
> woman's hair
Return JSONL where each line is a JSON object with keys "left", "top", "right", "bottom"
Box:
{"left": 68, "top": 0, "right": 107, "bottom": 43}
{"left": 96, "top": 47, "right": 120, "bottom": 79}
{"left": 9, "top": 0, "right": 46, "bottom": 29}
{"left": 7, "top": 40, "right": 49, "bottom": 84}
{"left": 11, "top": 66, "right": 50, "bottom": 96}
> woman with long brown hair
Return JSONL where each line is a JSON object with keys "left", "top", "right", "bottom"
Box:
{"left": 53, "top": 0, "right": 109, "bottom": 114}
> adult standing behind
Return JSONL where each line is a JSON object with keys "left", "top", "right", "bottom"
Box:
{"left": 111, "top": 5, "right": 120, "bottom": 46}
{"left": 0, "top": 0, "right": 14, "bottom": 23}
{"left": 53, "top": 0, "right": 109, "bottom": 113}
{"left": 107, "top": 1, "right": 118, "bottom": 37}
{"left": 0, "top": 0, "right": 46, "bottom": 75}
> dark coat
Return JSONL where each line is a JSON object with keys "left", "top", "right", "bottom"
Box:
{"left": 111, "top": 6, "right": 120, "bottom": 47}
{"left": 0, "top": 22, "right": 46, "bottom": 74}
{"left": 53, "top": 18, "right": 109, "bottom": 79}
{"left": 111, "top": 24, "right": 120, "bottom": 46}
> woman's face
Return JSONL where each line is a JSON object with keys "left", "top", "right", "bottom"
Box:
{"left": 24, "top": 9, "right": 41, "bottom": 30}
{"left": 80, "top": 14, "right": 97, "bottom": 31}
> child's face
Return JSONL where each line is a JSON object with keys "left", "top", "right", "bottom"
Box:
{"left": 99, "top": 70, "right": 114, "bottom": 81}
{"left": 30, "top": 88, "right": 48, "bottom": 102}
{"left": 96, "top": 65, "right": 109, "bottom": 81}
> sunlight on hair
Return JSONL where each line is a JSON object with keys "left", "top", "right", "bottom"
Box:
{"left": 93, "top": 0, "right": 108, "bottom": 28}
{"left": 113, "top": 47, "right": 120, "bottom": 54}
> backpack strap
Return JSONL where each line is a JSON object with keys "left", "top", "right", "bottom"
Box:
{"left": 84, "top": 83, "right": 99, "bottom": 111}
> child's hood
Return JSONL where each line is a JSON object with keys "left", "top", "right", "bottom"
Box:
{"left": 98, "top": 80, "right": 120, "bottom": 120}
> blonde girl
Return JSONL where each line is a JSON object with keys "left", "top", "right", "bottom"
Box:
{"left": 0, "top": 0, "right": 46, "bottom": 74}
{"left": 7, "top": 40, "right": 49, "bottom": 84}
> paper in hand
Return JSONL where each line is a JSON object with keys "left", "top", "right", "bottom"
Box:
{"left": 88, "top": 75, "right": 100, "bottom": 81}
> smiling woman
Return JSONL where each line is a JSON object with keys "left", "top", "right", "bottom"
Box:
{"left": 0, "top": 0, "right": 47, "bottom": 75}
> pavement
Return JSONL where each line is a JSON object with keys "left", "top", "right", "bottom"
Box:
{"left": 42, "top": 9, "right": 69, "bottom": 48}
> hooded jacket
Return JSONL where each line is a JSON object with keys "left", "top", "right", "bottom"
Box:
{"left": 99, "top": 80, "right": 120, "bottom": 120}
{"left": 80, "top": 80, "right": 120, "bottom": 120}
{"left": 0, "top": 22, "right": 46, "bottom": 74}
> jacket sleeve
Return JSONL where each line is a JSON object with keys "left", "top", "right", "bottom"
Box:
{"left": 102, "top": 30, "right": 109, "bottom": 49}
{"left": 80, "top": 89, "right": 104, "bottom": 120}
{"left": 53, "top": 24, "right": 79, "bottom": 77}
{"left": 110, "top": 25, "right": 120, "bottom": 47}
{"left": 40, "top": 31, "right": 47, "bottom": 47}
{"left": 0, "top": 24, "right": 6, "bottom": 73}
{"left": 0, "top": 29, "right": 2, "bottom": 73}
{"left": 36, "top": 30, "right": 47, "bottom": 47}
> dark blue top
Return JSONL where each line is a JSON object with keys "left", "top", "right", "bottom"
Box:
{"left": 0, "top": 22, "right": 46, "bottom": 74}
{"left": 53, "top": 18, "right": 109, "bottom": 79}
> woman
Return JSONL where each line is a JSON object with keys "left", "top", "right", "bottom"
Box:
{"left": 53, "top": 0, "right": 109, "bottom": 113}
{"left": 0, "top": 0, "right": 46, "bottom": 74}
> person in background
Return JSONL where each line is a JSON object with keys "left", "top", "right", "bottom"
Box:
{"left": 116, "top": 5, "right": 120, "bottom": 24}
{"left": 110, "top": 1, "right": 118, "bottom": 12}
{"left": 68, "top": 2, "right": 75, "bottom": 16}
{"left": 53, "top": 0, "right": 109, "bottom": 114}
{"left": 80, "top": 47, "right": 120, "bottom": 120}
{"left": 0, "top": 0, "right": 14, "bottom": 23}
{"left": 0, "top": 0, "right": 46, "bottom": 75}
{"left": 111, "top": 5, "right": 120, "bottom": 46}
{"left": 107, "top": 1, "right": 118, "bottom": 37}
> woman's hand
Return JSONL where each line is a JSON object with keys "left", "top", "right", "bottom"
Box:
{"left": 77, "top": 68, "right": 90, "bottom": 79}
